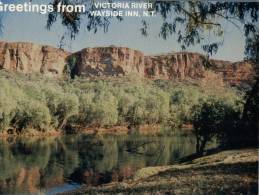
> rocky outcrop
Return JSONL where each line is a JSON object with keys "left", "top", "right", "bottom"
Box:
{"left": 144, "top": 52, "right": 207, "bottom": 80}
{"left": 0, "top": 41, "right": 255, "bottom": 86}
{"left": 72, "top": 46, "right": 145, "bottom": 77}
{"left": 210, "top": 59, "right": 255, "bottom": 87}
{"left": 0, "top": 41, "right": 70, "bottom": 77}
{"left": 144, "top": 52, "right": 255, "bottom": 86}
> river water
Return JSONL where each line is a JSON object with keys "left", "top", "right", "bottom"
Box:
{"left": 0, "top": 131, "right": 198, "bottom": 194}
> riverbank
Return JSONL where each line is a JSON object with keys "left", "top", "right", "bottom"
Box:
{"left": 0, "top": 124, "right": 190, "bottom": 138}
{"left": 0, "top": 70, "right": 242, "bottom": 139}
{"left": 66, "top": 125, "right": 156, "bottom": 135}
{"left": 60, "top": 149, "right": 258, "bottom": 195}
{"left": 0, "top": 129, "right": 62, "bottom": 138}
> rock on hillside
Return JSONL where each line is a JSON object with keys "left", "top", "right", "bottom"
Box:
{"left": 0, "top": 41, "right": 255, "bottom": 86}
{"left": 0, "top": 41, "right": 70, "bottom": 77}
{"left": 210, "top": 59, "right": 254, "bottom": 87}
{"left": 144, "top": 52, "right": 207, "bottom": 80}
{"left": 144, "top": 52, "right": 255, "bottom": 86}
{"left": 72, "top": 46, "right": 145, "bottom": 77}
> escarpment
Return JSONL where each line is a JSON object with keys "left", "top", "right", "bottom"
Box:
{"left": 71, "top": 46, "right": 145, "bottom": 77}
{"left": 0, "top": 41, "right": 255, "bottom": 86}
{"left": 144, "top": 52, "right": 207, "bottom": 80}
{"left": 144, "top": 52, "right": 255, "bottom": 86}
{"left": 209, "top": 59, "right": 255, "bottom": 87}
{"left": 0, "top": 41, "right": 70, "bottom": 77}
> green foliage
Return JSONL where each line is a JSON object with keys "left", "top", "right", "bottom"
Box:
{"left": 225, "top": 76, "right": 259, "bottom": 148}
{"left": 191, "top": 97, "right": 242, "bottom": 153}
{"left": 78, "top": 91, "right": 118, "bottom": 127}
{"left": 117, "top": 93, "right": 136, "bottom": 124}
{"left": 0, "top": 71, "right": 244, "bottom": 134}
{"left": 0, "top": 93, "right": 16, "bottom": 132}
{"left": 127, "top": 100, "right": 146, "bottom": 126}
{"left": 63, "top": 56, "right": 77, "bottom": 79}
{"left": 43, "top": 87, "right": 64, "bottom": 127}
{"left": 242, "top": 77, "right": 259, "bottom": 131}
{"left": 45, "top": 1, "right": 258, "bottom": 63}
{"left": 154, "top": 2, "right": 258, "bottom": 60}
{"left": 57, "top": 94, "right": 79, "bottom": 129}
{"left": 120, "top": 87, "right": 170, "bottom": 126}
{"left": 145, "top": 90, "right": 170, "bottom": 124}
{"left": 12, "top": 99, "right": 51, "bottom": 132}
{"left": 169, "top": 87, "right": 201, "bottom": 127}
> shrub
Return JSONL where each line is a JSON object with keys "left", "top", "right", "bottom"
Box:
{"left": 0, "top": 93, "right": 16, "bottom": 132}
{"left": 126, "top": 100, "right": 147, "bottom": 126}
{"left": 11, "top": 99, "right": 51, "bottom": 132}
{"left": 56, "top": 94, "right": 79, "bottom": 129}
{"left": 144, "top": 90, "right": 170, "bottom": 124}
{"left": 43, "top": 88, "right": 64, "bottom": 127}
{"left": 0, "top": 79, "right": 26, "bottom": 132}
{"left": 169, "top": 87, "right": 202, "bottom": 127}
{"left": 63, "top": 56, "right": 77, "bottom": 79}
{"left": 96, "top": 91, "right": 118, "bottom": 127}
{"left": 117, "top": 93, "right": 137, "bottom": 124}
{"left": 79, "top": 91, "right": 118, "bottom": 127}
{"left": 76, "top": 93, "right": 95, "bottom": 125}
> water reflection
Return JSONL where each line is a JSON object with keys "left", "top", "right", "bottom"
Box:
{"left": 0, "top": 131, "right": 196, "bottom": 194}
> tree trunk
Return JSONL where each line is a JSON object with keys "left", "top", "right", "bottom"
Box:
{"left": 59, "top": 117, "right": 67, "bottom": 130}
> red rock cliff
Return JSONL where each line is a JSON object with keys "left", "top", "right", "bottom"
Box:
{"left": 0, "top": 41, "right": 70, "bottom": 77}
{"left": 72, "top": 46, "right": 145, "bottom": 77}
{"left": 0, "top": 41, "right": 254, "bottom": 86}
{"left": 144, "top": 51, "right": 255, "bottom": 86}
{"left": 210, "top": 59, "right": 254, "bottom": 86}
{"left": 144, "top": 52, "right": 206, "bottom": 80}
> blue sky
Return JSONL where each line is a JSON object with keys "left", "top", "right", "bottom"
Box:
{"left": 0, "top": 0, "right": 246, "bottom": 61}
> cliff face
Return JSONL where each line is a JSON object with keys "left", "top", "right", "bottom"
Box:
{"left": 0, "top": 42, "right": 70, "bottom": 77}
{"left": 210, "top": 59, "right": 255, "bottom": 86}
{"left": 144, "top": 52, "right": 206, "bottom": 80}
{"left": 72, "top": 47, "right": 145, "bottom": 77}
{"left": 144, "top": 52, "right": 255, "bottom": 86}
{"left": 0, "top": 41, "right": 254, "bottom": 86}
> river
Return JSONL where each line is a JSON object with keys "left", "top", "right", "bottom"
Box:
{"left": 0, "top": 130, "right": 199, "bottom": 194}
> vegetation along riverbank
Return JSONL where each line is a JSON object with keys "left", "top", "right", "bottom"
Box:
{"left": 0, "top": 70, "right": 243, "bottom": 136}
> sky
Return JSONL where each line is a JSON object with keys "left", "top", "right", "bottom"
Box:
{"left": 0, "top": 0, "right": 246, "bottom": 62}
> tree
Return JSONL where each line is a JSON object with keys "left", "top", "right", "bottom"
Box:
{"left": 63, "top": 55, "right": 78, "bottom": 79}
{"left": 152, "top": 2, "right": 258, "bottom": 57}
{"left": 191, "top": 98, "right": 241, "bottom": 154}
{"left": 45, "top": 1, "right": 258, "bottom": 61}
{"left": 240, "top": 76, "right": 259, "bottom": 146}
{"left": 57, "top": 94, "right": 79, "bottom": 129}
{"left": 46, "top": 0, "right": 122, "bottom": 40}
{"left": 0, "top": 93, "right": 16, "bottom": 132}
{"left": 78, "top": 91, "right": 118, "bottom": 127}
{"left": 11, "top": 99, "right": 52, "bottom": 132}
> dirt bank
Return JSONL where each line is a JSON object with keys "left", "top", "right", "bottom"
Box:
{"left": 0, "top": 125, "right": 167, "bottom": 138}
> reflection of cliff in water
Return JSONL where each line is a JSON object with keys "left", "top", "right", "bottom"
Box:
{"left": 0, "top": 132, "right": 197, "bottom": 194}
